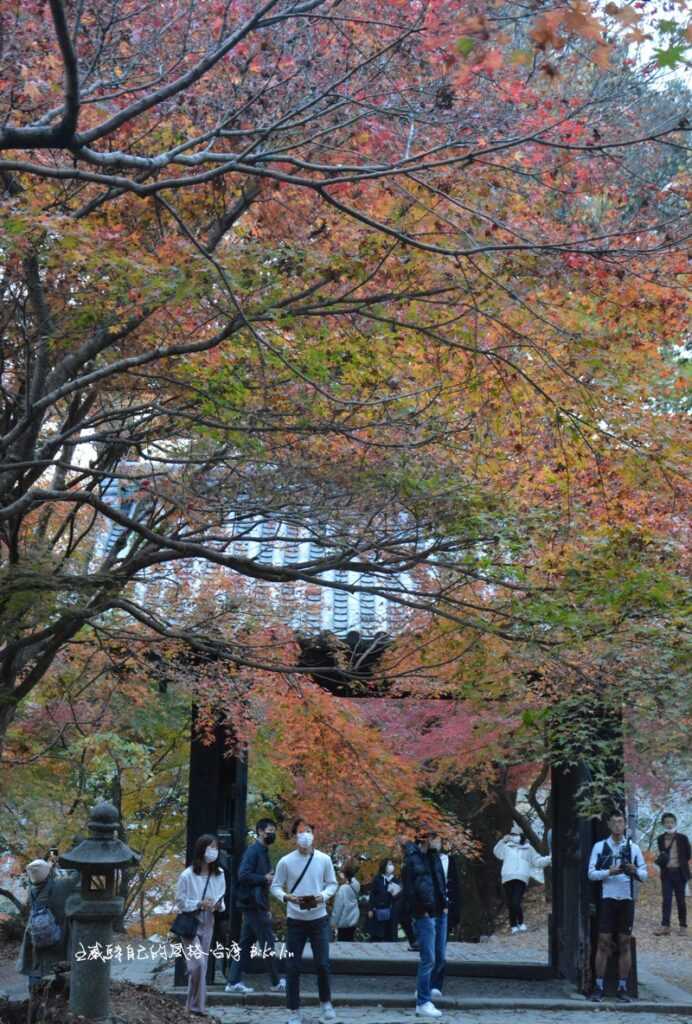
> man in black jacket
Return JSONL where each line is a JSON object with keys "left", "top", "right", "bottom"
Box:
{"left": 225, "top": 818, "right": 284, "bottom": 993}
{"left": 403, "top": 830, "right": 448, "bottom": 1019}
{"left": 653, "top": 812, "right": 691, "bottom": 936}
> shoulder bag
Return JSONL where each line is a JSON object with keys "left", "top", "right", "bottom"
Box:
{"left": 171, "top": 873, "right": 210, "bottom": 940}
{"left": 287, "top": 851, "right": 314, "bottom": 906}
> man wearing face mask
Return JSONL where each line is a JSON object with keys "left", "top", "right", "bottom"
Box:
{"left": 653, "top": 812, "right": 690, "bottom": 937}
{"left": 225, "top": 818, "right": 285, "bottom": 994}
{"left": 402, "top": 828, "right": 448, "bottom": 1019}
{"left": 271, "top": 818, "right": 338, "bottom": 1024}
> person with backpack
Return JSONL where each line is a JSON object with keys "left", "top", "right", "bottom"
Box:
{"left": 653, "top": 812, "right": 690, "bottom": 936}
{"left": 17, "top": 859, "right": 78, "bottom": 992}
{"left": 270, "top": 818, "right": 338, "bottom": 1024}
{"left": 587, "top": 810, "right": 648, "bottom": 1003}
{"left": 225, "top": 818, "right": 285, "bottom": 994}
{"left": 175, "top": 834, "right": 227, "bottom": 1015}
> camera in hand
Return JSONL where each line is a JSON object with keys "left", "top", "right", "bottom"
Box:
{"left": 596, "top": 840, "right": 632, "bottom": 873}
{"left": 297, "top": 894, "right": 318, "bottom": 909}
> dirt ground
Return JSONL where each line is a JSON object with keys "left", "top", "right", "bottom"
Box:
{"left": 0, "top": 979, "right": 204, "bottom": 1024}
{"left": 633, "top": 875, "right": 692, "bottom": 995}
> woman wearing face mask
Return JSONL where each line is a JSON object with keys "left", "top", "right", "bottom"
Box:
{"left": 175, "top": 834, "right": 226, "bottom": 1015}
{"left": 368, "top": 858, "right": 401, "bottom": 942}
{"left": 331, "top": 862, "right": 361, "bottom": 941}
{"left": 493, "top": 830, "right": 551, "bottom": 934}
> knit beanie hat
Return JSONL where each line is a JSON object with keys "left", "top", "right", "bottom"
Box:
{"left": 26, "top": 859, "right": 51, "bottom": 884}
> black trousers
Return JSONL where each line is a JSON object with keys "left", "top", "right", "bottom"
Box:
{"left": 337, "top": 926, "right": 356, "bottom": 941}
{"left": 285, "top": 915, "right": 331, "bottom": 1011}
{"left": 226, "top": 908, "right": 280, "bottom": 985}
{"left": 503, "top": 879, "right": 526, "bottom": 927}
{"left": 662, "top": 868, "right": 688, "bottom": 927}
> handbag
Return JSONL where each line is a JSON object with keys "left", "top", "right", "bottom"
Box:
{"left": 171, "top": 874, "right": 211, "bottom": 939}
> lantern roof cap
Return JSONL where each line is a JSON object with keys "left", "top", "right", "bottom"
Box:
{"left": 59, "top": 800, "right": 140, "bottom": 871}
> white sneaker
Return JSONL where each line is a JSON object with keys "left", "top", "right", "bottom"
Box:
{"left": 416, "top": 1003, "right": 442, "bottom": 1019}
{"left": 518, "top": 924, "right": 528, "bottom": 933}
{"left": 431, "top": 988, "right": 442, "bottom": 998}
{"left": 510, "top": 926, "right": 520, "bottom": 934}
{"left": 225, "top": 982, "right": 254, "bottom": 994}
{"left": 319, "top": 1002, "right": 337, "bottom": 1023}
{"left": 271, "top": 978, "right": 287, "bottom": 992}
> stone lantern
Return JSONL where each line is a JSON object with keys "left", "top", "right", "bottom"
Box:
{"left": 60, "top": 800, "right": 140, "bottom": 1022}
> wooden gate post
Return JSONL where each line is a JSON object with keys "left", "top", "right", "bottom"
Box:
{"left": 174, "top": 713, "right": 247, "bottom": 987}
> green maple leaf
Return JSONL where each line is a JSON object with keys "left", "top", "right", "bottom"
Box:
{"left": 655, "top": 45, "right": 686, "bottom": 67}
{"left": 456, "top": 37, "right": 475, "bottom": 57}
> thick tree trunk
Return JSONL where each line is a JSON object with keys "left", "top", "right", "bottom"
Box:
{"left": 436, "top": 782, "right": 514, "bottom": 941}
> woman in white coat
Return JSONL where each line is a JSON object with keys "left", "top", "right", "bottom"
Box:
{"left": 493, "top": 830, "right": 551, "bottom": 934}
{"left": 331, "top": 863, "right": 360, "bottom": 941}
{"left": 175, "top": 834, "right": 227, "bottom": 1015}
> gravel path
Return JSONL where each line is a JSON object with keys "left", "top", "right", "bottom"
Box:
{"left": 208, "top": 1010, "right": 690, "bottom": 1024}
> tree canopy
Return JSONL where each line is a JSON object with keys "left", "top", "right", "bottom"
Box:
{"left": 0, "top": 0, "right": 689, "bottom": 816}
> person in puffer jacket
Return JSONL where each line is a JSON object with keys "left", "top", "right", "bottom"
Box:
{"left": 493, "top": 830, "right": 551, "bottom": 934}
{"left": 403, "top": 831, "right": 448, "bottom": 1019}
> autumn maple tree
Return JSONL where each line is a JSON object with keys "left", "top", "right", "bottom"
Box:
{"left": 0, "top": 0, "right": 690, "bottom": 826}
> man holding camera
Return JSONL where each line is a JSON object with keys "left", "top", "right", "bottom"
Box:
{"left": 271, "top": 818, "right": 338, "bottom": 1024}
{"left": 588, "top": 811, "right": 648, "bottom": 1003}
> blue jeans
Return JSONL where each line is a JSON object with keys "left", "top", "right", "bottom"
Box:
{"left": 414, "top": 915, "right": 434, "bottom": 1005}
{"left": 414, "top": 914, "right": 448, "bottom": 1004}
{"left": 431, "top": 912, "right": 448, "bottom": 992}
{"left": 285, "top": 915, "right": 331, "bottom": 1011}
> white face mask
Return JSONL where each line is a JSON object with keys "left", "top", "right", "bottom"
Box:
{"left": 665, "top": 826, "right": 676, "bottom": 833}
{"left": 296, "top": 831, "right": 313, "bottom": 848}
{"left": 204, "top": 847, "right": 219, "bottom": 863}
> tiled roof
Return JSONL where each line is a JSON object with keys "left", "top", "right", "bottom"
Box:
{"left": 94, "top": 471, "right": 405, "bottom": 637}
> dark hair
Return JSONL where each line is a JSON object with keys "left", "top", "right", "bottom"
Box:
{"left": 256, "top": 818, "right": 276, "bottom": 834}
{"left": 343, "top": 861, "right": 358, "bottom": 881}
{"left": 379, "top": 857, "right": 395, "bottom": 875}
{"left": 608, "top": 810, "right": 626, "bottom": 820}
{"left": 191, "top": 834, "right": 222, "bottom": 875}
{"left": 291, "top": 818, "right": 315, "bottom": 836}
{"left": 662, "top": 812, "right": 677, "bottom": 823}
